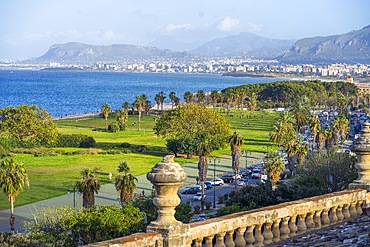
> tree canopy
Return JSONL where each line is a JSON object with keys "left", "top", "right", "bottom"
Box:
{"left": 0, "top": 104, "right": 58, "bottom": 146}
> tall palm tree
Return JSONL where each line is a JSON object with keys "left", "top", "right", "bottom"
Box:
{"left": 116, "top": 108, "right": 128, "bottom": 130}
{"left": 196, "top": 90, "right": 205, "bottom": 105}
{"left": 316, "top": 127, "right": 327, "bottom": 152}
{"left": 76, "top": 168, "right": 101, "bottom": 208}
{"left": 159, "top": 91, "right": 166, "bottom": 111}
{"left": 291, "top": 96, "right": 311, "bottom": 133}
{"left": 169, "top": 91, "right": 176, "bottom": 110}
{"left": 222, "top": 89, "right": 234, "bottom": 115}
{"left": 325, "top": 126, "right": 334, "bottom": 149}
{"left": 115, "top": 161, "right": 137, "bottom": 204}
{"left": 229, "top": 132, "right": 243, "bottom": 189}
{"left": 154, "top": 93, "right": 161, "bottom": 113}
{"left": 308, "top": 114, "right": 320, "bottom": 149}
{"left": 283, "top": 138, "right": 298, "bottom": 175}
{"left": 183, "top": 91, "right": 193, "bottom": 104}
{"left": 264, "top": 152, "right": 285, "bottom": 189}
{"left": 101, "top": 103, "right": 111, "bottom": 130}
{"left": 247, "top": 92, "right": 258, "bottom": 113}
{"left": 134, "top": 95, "right": 145, "bottom": 131}
{"left": 122, "top": 101, "right": 130, "bottom": 115}
{"left": 0, "top": 158, "right": 29, "bottom": 231}
{"left": 270, "top": 112, "right": 295, "bottom": 146}
{"left": 296, "top": 139, "right": 309, "bottom": 170}
{"left": 210, "top": 90, "right": 220, "bottom": 111}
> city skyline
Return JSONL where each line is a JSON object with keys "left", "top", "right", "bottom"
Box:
{"left": 1, "top": 0, "right": 369, "bottom": 60}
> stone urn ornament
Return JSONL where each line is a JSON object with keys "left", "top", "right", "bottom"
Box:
{"left": 350, "top": 121, "right": 370, "bottom": 191}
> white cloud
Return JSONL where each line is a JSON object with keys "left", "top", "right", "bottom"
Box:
{"left": 248, "top": 22, "right": 263, "bottom": 32}
{"left": 217, "top": 16, "right": 240, "bottom": 32}
{"left": 165, "top": 23, "right": 193, "bottom": 32}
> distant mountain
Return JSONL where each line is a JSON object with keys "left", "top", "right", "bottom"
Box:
{"left": 190, "top": 32, "right": 295, "bottom": 58}
{"left": 26, "top": 42, "right": 188, "bottom": 64}
{"left": 279, "top": 25, "right": 370, "bottom": 64}
{"left": 148, "top": 35, "right": 203, "bottom": 52}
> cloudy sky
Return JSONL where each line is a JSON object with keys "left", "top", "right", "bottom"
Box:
{"left": 1, "top": 0, "right": 369, "bottom": 59}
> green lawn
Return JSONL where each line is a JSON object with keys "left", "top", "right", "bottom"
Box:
{"left": 0, "top": 110, "right": 279, "bottom": 210}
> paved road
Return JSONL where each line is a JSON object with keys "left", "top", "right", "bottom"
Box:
{"left": 0, "top": 153, "right": 264, "bottom": 232}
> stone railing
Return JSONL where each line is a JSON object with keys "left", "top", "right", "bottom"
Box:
{"left": 86, "top": 155, "right": 370, "bottom": 247}
{"left": 187, "top": 189, "right": 368, "bottom": 247}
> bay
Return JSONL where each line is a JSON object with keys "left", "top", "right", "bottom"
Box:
{"left": 0, "top": 70, "right": 280, "bottom": 116}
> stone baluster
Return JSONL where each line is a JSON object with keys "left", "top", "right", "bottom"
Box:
{"left": 205, "top": 236, "right": 214, "bottom": 247}
{"left": 329, "top": 206, "right": 338, "bottom": 223}
{"left": 214, "top": 232, "right": 226, "bottom": 247}
{"left": 234, "top": 227, "right": 246, "bottom": 247}
{"left": 288, "top": 215, "right": 298, "bottom": 237}
{"left": 146, "top": 155, "right": 188, "bottom": 247}
{"left": 314, "top": 210, "right": 322, "bottom": 229}
{"left": 263, "top": 221, "right": 273, "bottom": 245}
{"left": 194, "top": 238, "right": 203, "bottom": 247}
{"left": 245, "top": 225, "right": 255, "bottom": 246}
{"left": 297, "top": 214, "right": 307, "bottom": 234}
{"left": 336, "top": 205, "right": 344, "bottom": 222}
{"left": 349, "top": 121, "right": 370, "bottom": 191}
{"left": 254, "top": 224, "right": 264, "bottom": 247}
{"left": 272, "top": 219, "right": 281, "bottom": 243}
{"left": 280, "top": 217, "right": 290, "bottom": 240}
{"left": 349, "top": 203, "right": 358, "bottom": 217}
{"left": 343, "top": 204, "right": 351, "bottom": 219}
{"left": 224, "top": 231, "right": 235, "bottom": 247}
{"left": 306, "top": 212, "right": 315, "bottom": 230}
{"left": 321, "top": 208, "right": 330, "bottom": 226}
{"left": 356, "top": 200, "right": 363, "bottom": 215}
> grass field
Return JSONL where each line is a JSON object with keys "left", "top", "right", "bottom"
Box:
{"left": 0, "top": 110, "right": 279, "bottom": 210}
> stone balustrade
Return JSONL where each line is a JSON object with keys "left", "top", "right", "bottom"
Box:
{"left": 187, "top": 189, "right": 368, "bottom": 247}
{"left": 86, "top": 232, "right": 162, "bottom": 247}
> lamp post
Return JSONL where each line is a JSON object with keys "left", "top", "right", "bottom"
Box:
{"left": 241, "top": 150, "right": 251, "bottom": 169}
{"left": 209, "top": 156, "right": 220, "bottom": 208}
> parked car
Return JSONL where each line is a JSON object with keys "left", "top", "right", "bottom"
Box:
{"left": 237, "top": 178, "right": 248, "bottom": 186}
{"left": 181, "top": 186, "right": 200, "bottom": 194}
{"left": 220, "top": 175, "right": 234, "bottom": 183}
{"left": 196, "top": 213, "right": 208, "bottom": 221}
{"left": 209, "top": 178, "right": 224, "bottom": 186}
{"left": 193, "top": 192, "right": 206, "bottom": 201}
{"left": 251, "top": 169, "right": 261, "bottom": 179}
{"left": 195, "top": 182, "right": 212, "bottom": 190}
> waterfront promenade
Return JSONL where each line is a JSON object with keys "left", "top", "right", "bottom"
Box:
{"left": 0, "top": 153, "right": 264, "bottom": 232}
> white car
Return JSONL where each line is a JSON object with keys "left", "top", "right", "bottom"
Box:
{"left": 237, "top": 178, "right": 248, "bottom": 186}
{"left": 209, "top": 178, "right": 224, "bottom": 186}
{"left": 193, "top": 192, "right": 206, "bottom": 201}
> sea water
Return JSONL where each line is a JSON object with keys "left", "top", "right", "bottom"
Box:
{"left": 0, "top": 70, "right": 279, "bottom": 116}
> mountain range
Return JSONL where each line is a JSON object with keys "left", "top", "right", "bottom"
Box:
{"left": 27, "top": 25, "right": 370, "bottom": 65}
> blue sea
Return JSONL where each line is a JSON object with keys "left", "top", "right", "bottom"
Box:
{"left": 0, "top": 70, "right": 280, "bottom": 116}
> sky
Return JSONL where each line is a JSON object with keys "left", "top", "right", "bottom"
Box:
{"left": 0, "top": 0, "right": 369, "bottom": 60}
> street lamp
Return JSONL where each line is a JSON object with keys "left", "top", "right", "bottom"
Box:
{"left": 209, "top": 156, "right": 220, "bottom": 208}
{"left": 241, "top": 150, "right": 251, "bottom": 168}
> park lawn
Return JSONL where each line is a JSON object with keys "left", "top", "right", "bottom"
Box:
{"left": 0, "top": 111, "right": 278, "bottom": 210}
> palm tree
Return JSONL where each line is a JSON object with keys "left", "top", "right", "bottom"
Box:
{"left": 196, "top": 90, "right": 205, "bottom": 105}
{"left": 101, "top": 103, "right": 111, "bottom": 130}
{"left": 76, "top": 168, "right": 101, "bottom": 208}
{"left": 270, "top": 112, "right": 295, "bottom": 146}
{"left": 154, "top": 93, "right": 161, "bottom": 113}
{"left": 116, "top": 108, "right": 128, "bottom": 130}
{"left": 210, "top": 90, "right": 220, "bottom": 111}
{"left": 264, "top": 152, "right": 285, "bottom": 189}
{"left": 325, "top": 127, "right": 334, "bottom": 149}
{"left": 159, "top": 91, "right": 166, "bottom": 111}
{"left": 229, "top": 132, "right": 243, "bottom": 189}
{"left": 222, "top": 89, "right": 233, "bottom": 115}
{"left": 316, "top": 127, "right": 327, "bottom": 152}
{"left": 122, "top": 101, "right": 130, "bottom": 115}
{"left": 134, "top": 95, "right": 145, "bottom": 131}
{"left": 308, "top": 114, "right": 320, "bottom": 149}
{"left": 296, "top": 139, "right": 308, "bottom": 170}
{"left": 0, "top": 158, "right": 29, "bottom": 231}
{"left": 169, "top": 91, "right": 176, "bottom": 110}
{"left": 115, "top": 161, "right": 137, "bottom": 204}
{"left": 291, "top": 96, "right": 311, "bottom": 133}
{"left": 247, "top": 92, "right": 258, "bottom": 113}
{"left": 283, "top": 138, "right": 298, "bottom": 175}
{"left": 183, "top": 91, "right": 193, "bottom": 104}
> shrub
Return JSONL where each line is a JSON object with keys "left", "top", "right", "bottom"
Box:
{"left": 54, "top": 134, "right": 96, "bottom": 148}
{"left": 193, "top": 205, "right": 201, "bottom": 214}
{"left": 204, "top": 201, "right": 212, "bottom": 210}
{"left": 108, "top": 121, "right": 120, "bottom": 133}
{"left": 175, "top": 202, "right": 194, "bottom": 223}
{"left": 121, "top": 142, "right": 131, "bottom": 148}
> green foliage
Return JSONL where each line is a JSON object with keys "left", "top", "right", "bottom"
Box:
{"left": 54, "top": 134, "right": 96, "bottom": 148}
{"left": 0, "top": 133, "right": 20, "bottom": 156}
{"left": 166, "top": 138, "right": 197, "bottom": 158}
{"left": 0, "top": 104, "right": 58, "bottom": 147}
{"left": 20, "top": 204, "right": 144, "bottom": 246}
{"left": 132, "top": 196, "right": 157, "bottom": 224}
{"left": 216, "top": 204, "right": 244, "bottom": 217}
{"left": 175, "top": 201, "right": 194, "bottom": 223}
{"left": 108, "top": 121, "right": 120, "bottom": 133}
